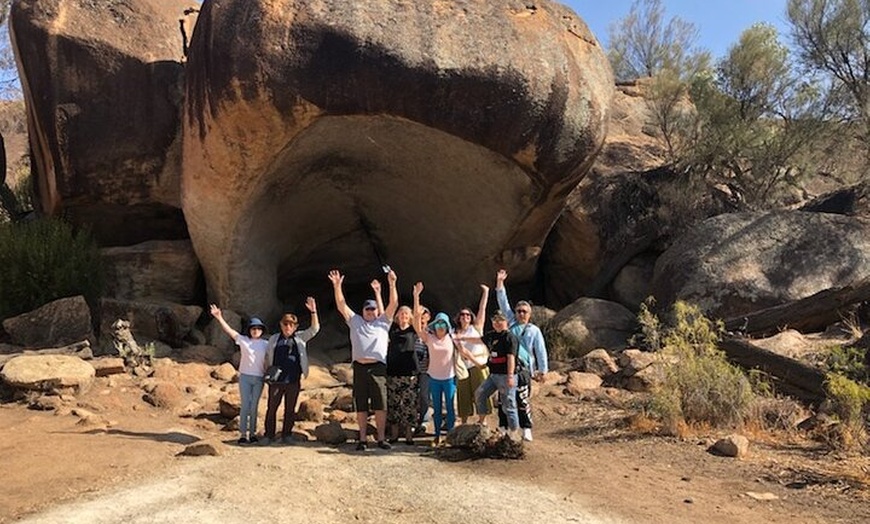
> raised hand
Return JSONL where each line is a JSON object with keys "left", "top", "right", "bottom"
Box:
{"left": 370, "top": 279, "right": 382, "bottom": 293}
{"left": 387, "top": 269, "right": 397, "bottom": 285}
{"left": 305, "top": 296, "right": 317, "bottom": 312}
{"left": 209, "top": 304, "right": 222, "bottom": 319}
{"left": 480, "top": 284, "right": 490, "bottom": 295}
{"left": 496, "top": 269, "right": 508, "bottom": 285}
{"left": 413, "top": 281, "right": 424, "bottom": 296}
{"left": 328, "top": 269, "right": 344, "bottom": 286}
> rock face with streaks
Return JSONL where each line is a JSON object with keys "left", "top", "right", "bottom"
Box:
{"left": 10, "top": 0, "right": 198, "bottom": 246}
{"left": 182, "top": 0, "right": 614, "bottom": 321}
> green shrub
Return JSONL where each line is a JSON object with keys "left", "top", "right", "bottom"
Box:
{"left": 647, "top": 301, "right": 756, "bottom": 433}
{"left": 630, "top": 297, "right": 662, "bottom": 351}
{"left": 0, "top": 217, "right": 103, "bottom": 320}
{"left": 824, "top": 373, "right": 870, "bottom": 450}
{"left": 826, "top": 344, "right": 869, "bottom": 385}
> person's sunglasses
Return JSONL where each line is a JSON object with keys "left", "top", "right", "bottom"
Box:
{"left": 281, "top": 321, "right": 296, "bottom": 326}
{"left": 459, "top": 312, "right": 472, "bottom": 317}
{"left": 364, "top": 307, "right": 377, "bottom": 311}
{"left": 516, "top": 309, "right": 531, "bottom": 314}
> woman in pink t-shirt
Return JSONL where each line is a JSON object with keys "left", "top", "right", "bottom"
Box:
{"left": 412, "top": 282, "right": 472, "bottom": 446}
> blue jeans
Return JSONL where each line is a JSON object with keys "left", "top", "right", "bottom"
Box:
{"left": 476, "top": 373, "right": 519, "bottom": 430}
{"left": 429, "top": 376, "right": 456, "bottom": 438}
{"left": 238, "top": 373, "right": 265, "bottom": 438}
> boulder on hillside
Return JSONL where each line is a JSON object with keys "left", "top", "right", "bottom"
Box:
{"left": 100, "top": 240, "right": 201, "bottom": 303}
{"left": 2, "top": 296, "right": 93, "bottom": 348}
{"left": 550, "top": 298, "right": 636, "bottom": 356}
{"left": 1, "top": 354, "right": 95, "bottom": 394}
{"left": 0, "top": 340, "right": 93, "bottom": 370}
{"left": 99, "top": 298, "right": 202, "bottom": 347}
{"left": 182, "top": 0, "right": 613, "bottom": 319}
{"left": 10, "top": 0, "right": 198, "bottom": 245}
{"left": 800, "top": 181, "right": 870, "bottom": 218}
{"left": 541, "top": 81, "right": 734, "bottom": 309}
{"left": 651, "top": 211, "right": 870, "bottom": 320}
{"left": 609, "top": 253, "right": 657, "bottom": 312}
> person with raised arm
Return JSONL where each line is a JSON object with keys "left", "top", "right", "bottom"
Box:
{"left": 495, "top": 269, "right": 549, "bottom": 442}
{"left": 454, "top": 285, "right": 493, "bottom": 425}
{"left": 329, "top": 268, "right": 398, "bottom": 451}
{"left": 209, "top": 304, "right": 269, "bottom": 445}
{"left": 413, "top": 306, "right": 432, "bottom": 435}
{"left": 261, "top": 297, "right": 320, "bottom": 445}
{"left": 386, "top": 305, "right": 419, "bottom": 445}
{"left": 412, "top": 282, "right": 471, "bottom": 446}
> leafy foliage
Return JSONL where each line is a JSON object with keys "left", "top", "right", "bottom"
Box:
{"left": 826, "top": 343, "right": 869, "bottom": 385}
{"left": 824, "top": 373, "right": 870, "bottom": 449}
{"left": 606, "top": 0, "right": 709, "bottom": 82}
{"left": 0, "top": 218, "right": 103, "bottom": 321}
{"left": 639, "top": 301, "right": 757, "bottom": 433}
{"left": 787, "top": 0, "right": 870, "bottom": 167}
{"left": 679, "top": 24, "right": 832, "bottom": 207}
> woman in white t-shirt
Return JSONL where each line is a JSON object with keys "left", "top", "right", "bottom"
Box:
{"left": 210, "top": 304, "right": 269, "bottom": 445}
{"left": 454, "top": 284, "right": 493, "bottom": 424}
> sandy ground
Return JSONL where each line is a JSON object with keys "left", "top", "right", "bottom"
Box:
{"left": 1, "top": 370, "right": 869, "bottom": 524}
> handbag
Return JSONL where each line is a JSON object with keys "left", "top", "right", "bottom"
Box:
{"left": 452, "top": 341, "right": 469, "bottom": 380}
{"left": 264, "top": 365, "right": 283, "bottom": 383}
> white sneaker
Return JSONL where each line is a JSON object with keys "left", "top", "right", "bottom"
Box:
{"left": 522, "top": 428, "right": 533, "bottom": 442}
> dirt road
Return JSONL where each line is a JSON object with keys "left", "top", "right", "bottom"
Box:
{"left": 2, "top": 369, "right": 868, "bottom": 524}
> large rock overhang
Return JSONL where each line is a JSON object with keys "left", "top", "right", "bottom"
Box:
{"left": 183, "top": 0, "right": 614, "bottom": 318}
{"left": 10, "top": 0, "right": 198, "bottom": 246}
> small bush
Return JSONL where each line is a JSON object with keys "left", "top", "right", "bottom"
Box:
{"left": 824, "top": 373, "right": 870, "bottom": 450}
{"left": 0, "top": 217, "right": 103, "bottom": 321}
{"left": 826, "top": 344, "right": 869, "bottom": 385}
{"left": 630, "top": 297, "right": 662, "bottom": 351}
{"left": 647, "top": 301, "right": 757, "bottom": 433}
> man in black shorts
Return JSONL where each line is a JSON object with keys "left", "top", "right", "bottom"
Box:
{"left": 329, "top": 268, "right": 398, "bottom": 450}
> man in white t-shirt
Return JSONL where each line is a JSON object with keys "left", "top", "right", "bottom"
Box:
{"left": 329, "top": 268, "right": 398, "bottom": 451}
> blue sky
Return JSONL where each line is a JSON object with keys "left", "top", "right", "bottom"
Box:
{"left": 563, "top": 0, "right": 790, "bottom": 59}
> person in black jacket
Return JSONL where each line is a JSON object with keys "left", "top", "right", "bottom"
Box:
{"left": 261, "top": 297, "right": 320, "bottom": 445}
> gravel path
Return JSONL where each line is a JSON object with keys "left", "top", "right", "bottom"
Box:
{"left": 20, "top": 442, "right": 622, "bottom": 524}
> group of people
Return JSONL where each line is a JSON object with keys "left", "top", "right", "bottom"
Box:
{"left": 210, "top": 267, "right": 548, "bottom": 450}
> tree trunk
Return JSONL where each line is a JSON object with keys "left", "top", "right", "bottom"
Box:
{"left": 718, "top": 335, "right": 827, "bottom": 405}
{"left": 723, "top": 277, "right": 870, "bottom": 337}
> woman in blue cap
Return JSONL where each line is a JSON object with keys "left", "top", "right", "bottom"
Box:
{"left": 209, "top": 304, "right": 269, "bottom": 445}
{"left": 412, "top": 282, "right": 471, "bottom": 446}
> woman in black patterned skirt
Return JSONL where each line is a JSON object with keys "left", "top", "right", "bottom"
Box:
{"left": 386, "top": 305, "right": 419, "bottom": 445}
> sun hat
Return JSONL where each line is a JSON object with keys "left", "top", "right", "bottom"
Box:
{"left": 248, "top": 317, "right": 267, "bottom": 330}
{"left": 428, "top": 312, "right": 452, "bottom": 331}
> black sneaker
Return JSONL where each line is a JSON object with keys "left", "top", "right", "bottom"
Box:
{"left": 237, "top": 437, "right": 249, "bottom": 445}
{"left": 377, "top": 440, "right": 392, "bottom": 450}
{"left": 248, "top": 435, "right": 259, "bottom": 444}
{"left": 355, "top": 441, "right": 367, "bottom": 451}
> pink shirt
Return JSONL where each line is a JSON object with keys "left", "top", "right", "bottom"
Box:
{"left": 423, "top": 332, "right": 455, "bottom": 381}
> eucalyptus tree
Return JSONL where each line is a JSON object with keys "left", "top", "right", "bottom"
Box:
{"left": 787, "top": 0, "right": 870, "bottom": 168}
{"left": 607, "top": 0, "right": 711, "bottom": 160}
{"left": 686, "top": 24, "right": 831, "bottom": 206}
